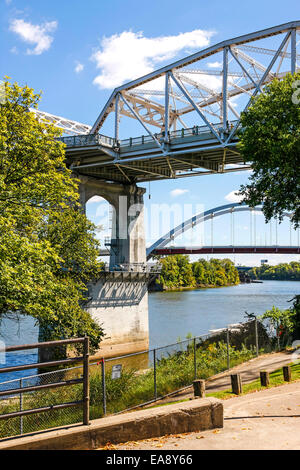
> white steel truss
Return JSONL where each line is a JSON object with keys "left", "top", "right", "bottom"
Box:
{"left": 90, "top": 21, "right": 300, "bottom": 145}
{"left": 30, "top": 108, "right": 91, "bottom": 135}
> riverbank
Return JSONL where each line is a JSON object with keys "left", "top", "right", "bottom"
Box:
{"left": 1, "top": 281, "right": 299, "bottom": 381}
{"left": 249, "top": 261, "right": 300, "bottom": 281}
{"left": 153, "top": 256, "right": 240, "bottom": 291}
{"left": 149, "top": 282, "right": 239, "bottom": 292}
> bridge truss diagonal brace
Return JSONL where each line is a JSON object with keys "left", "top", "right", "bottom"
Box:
{"left": 225, "top": 30, "right": 292, "bottom": 144}
{"left": 228, "top": 48, "right": 263, "bottom": 94}
{"left": 169, "top": 72, "right": 224, "bottom": 145}
{"left": 119, "top": 93, "right": 167, "bottom": 156}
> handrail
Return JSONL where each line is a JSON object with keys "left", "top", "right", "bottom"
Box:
{"left": 0, "top": 337, "right": 90, "bottom": 427}
{"left": 58, "top": 121, "right": 241, "bottom": 150}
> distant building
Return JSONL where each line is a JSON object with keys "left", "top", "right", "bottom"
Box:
{"left": 261, "top": 259, "right": 268, "bottom": 265}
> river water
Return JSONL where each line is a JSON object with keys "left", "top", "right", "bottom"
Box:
{"left": 0, "top": 281, "right": 299, "bottom": 383}
{"left": 148, "top": 280, "right": 299, "bottom": 349}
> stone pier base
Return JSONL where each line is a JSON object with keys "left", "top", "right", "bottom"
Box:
{"left": 86, "top": 272, "right": 150, "bottom": 359}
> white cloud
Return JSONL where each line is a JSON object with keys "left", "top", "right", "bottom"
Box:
{"left": 75, "top": 62, "right": 84, "bottom": 74}
{"left": 91, "top": 29, "right": 215, "bottom": 89}
{"left": 225, "top": 190, "right": 243, "bottom": 203}
{"left": 170, "top": 189, "right": 190, "bottom": 198}
{"left": 9, "top": 18, "right": 57, "bottom": 55}
{"left": 10, "top": 46, "right": 18, "bottom": 54}
{"left": 208, "top": 61, "right": 222, "bottom": 68}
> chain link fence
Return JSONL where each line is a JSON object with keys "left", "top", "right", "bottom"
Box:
{"left": 0, "top": 318, "right": 293, "bottom": 439}
{"left": 0, "top": 366, "right": 84, "bottom": 439}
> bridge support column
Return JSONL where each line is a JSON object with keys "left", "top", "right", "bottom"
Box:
{"left": 78, "top": 176, "right": 146, "bottom": 268}
{"left": 78, "top": 176, "right": 149, "bottom": 358}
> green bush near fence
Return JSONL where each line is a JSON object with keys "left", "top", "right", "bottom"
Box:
{"left": 100, "top": 340, "right": 257, "bottom": 415}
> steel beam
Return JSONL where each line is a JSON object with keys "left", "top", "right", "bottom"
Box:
{"left": 170, "top": 72, "right": 223, "bottom": 144}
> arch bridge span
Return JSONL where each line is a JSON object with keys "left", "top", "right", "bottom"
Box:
{"left": 146, "top": 202, "right": 298, "bottom": 258}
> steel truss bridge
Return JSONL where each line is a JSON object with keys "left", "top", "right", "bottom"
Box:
{"left": 30, "top": 21, "right": 300, "bottom": 184}
{"left": 146, "top": 203, "right": 300, "bottom": 259}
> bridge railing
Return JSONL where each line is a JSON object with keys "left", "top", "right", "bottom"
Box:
{"left": 58, "top": 120, "right": 241, "bottom": 150}
{"left": 58, "top": 133, "right": 115, "bottom": 148}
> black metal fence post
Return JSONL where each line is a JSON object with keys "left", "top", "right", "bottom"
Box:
{"left": 83, "top": 336, "right": 90, "bottom": 425}
{"left": 255, "top": 318, "right": 259, "bottom": 357}
{"left": 193, "top": 338, "right": 197, "bottom": 380}
{"left": 153, "top": 349, "right": 157, "bottom": 401}
{"left": 19, "top": 378, "right": 23, "bottom": 435}
{"left": 101, "top": 358, "right": 107, "bottom": 416}
{"left": 227, "top": 328, "right": 230, "bottom": 370}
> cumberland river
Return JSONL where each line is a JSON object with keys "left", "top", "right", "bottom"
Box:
{"left": 0, "top": 280, "right": 299, "bottom": 382}
{"left": 148, "top": 280, "right": 300, "bottom": 349}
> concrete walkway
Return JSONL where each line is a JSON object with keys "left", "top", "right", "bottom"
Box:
{"left": 111, "top": 381, "right": 300, "bottom": 450}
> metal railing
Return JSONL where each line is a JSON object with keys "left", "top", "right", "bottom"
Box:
{"left": 0, "top": 337, "right": 90, "bottom": 432}
{"left": 58, "top": 121, "right": 241, "bottom": 150}
{"left": 0, "top": 317, "right": 292, "bottom": 439}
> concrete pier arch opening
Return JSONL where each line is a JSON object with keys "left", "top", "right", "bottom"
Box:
{"left": 78, "top": 176, "right": 151, "bottom": 358}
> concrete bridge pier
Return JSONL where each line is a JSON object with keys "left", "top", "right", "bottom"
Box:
{"left": 78, "top": 176, "right": 150, "bottom": 358}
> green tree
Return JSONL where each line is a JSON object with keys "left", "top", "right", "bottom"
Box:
{"left": 259, "top": 306, "right": 296, "bottom": 348}
{"left": 238, "top": 72, "right": 300, "bottom": 227}
{"left": 0, "top": 79, "right": 103, "bottom": 352}
{"left": 157, "top": 255, "right": 239, "bottom": 289}
{"left": 249, "top": 262, "right": 300, "bottom": 281}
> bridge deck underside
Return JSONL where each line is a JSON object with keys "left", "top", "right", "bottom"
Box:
{"left": 66, "top": 134, "right": 246, "bottom": 183}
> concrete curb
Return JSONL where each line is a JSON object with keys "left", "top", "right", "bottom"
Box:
{"left": 0, "top": 398, "right": 223, "bottom": 450}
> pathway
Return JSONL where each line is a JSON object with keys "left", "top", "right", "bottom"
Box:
{"left": 111, "top": 380, "right": 300, "bottom": 450}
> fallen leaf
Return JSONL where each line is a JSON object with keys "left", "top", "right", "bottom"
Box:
{"left": 196, "top": 436, "right": 205, "bottom": 439}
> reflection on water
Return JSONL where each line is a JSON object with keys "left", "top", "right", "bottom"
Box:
{"left": 0, "top": 280, "right": 299, "bottom": 380}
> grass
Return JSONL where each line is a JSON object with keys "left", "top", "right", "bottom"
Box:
{"left": 143, "top": 361, "right": 300, "bottom": 411}
{"left": 207, "top": 361, "right": 300, "bottom": 400}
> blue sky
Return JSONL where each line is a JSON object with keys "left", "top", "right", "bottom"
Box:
{"left": 2, "top": 0, "right": 299, "bottom": 266}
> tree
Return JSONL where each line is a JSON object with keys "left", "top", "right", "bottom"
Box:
{"left": 259, "top": 306, "right": 296, "bottom": 348}
{"left": 238, "top": 72, "right": 300, "bottom": 227}
{"left": 0, "top": 79, "right": 104, "bottom": 352}
{"left": 157, "top": 255, "right": 239, "bottom": 289}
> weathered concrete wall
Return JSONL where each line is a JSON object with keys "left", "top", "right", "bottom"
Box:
{"left": 86, "top": 277, "right": 149, "bottom": 358}
{"left": 0, "top": 398, "right": 223, "bottom": 450}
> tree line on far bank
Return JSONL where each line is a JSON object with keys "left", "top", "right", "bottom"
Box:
{"left": 249, "top": 262, "right": 300, "bottom": 281}
{"left": 155, "top": 255, "right": 240, "bottom": 290}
